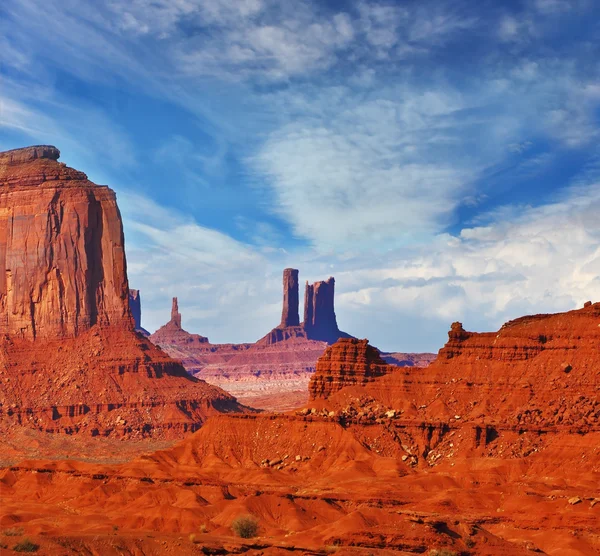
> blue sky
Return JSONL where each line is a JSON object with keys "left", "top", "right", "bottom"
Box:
{"left": 2, "top": 0, "right": 600, "bottom": 351}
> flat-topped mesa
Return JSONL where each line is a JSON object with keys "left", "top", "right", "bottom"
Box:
{"left": 0, "top": 145, "right": 60, "bottom": 165}
{"left": 309, "top": 338, "right": 392, "bottom": 400}
{"left": 0, "top": 145, "right": 132, "bottom": 340}
{"left": 0, "top": 146, "right": 246, "bottom": 437}
{"left": 280, "top": 268, "right": 300, "bottom": 327}
{"left": 171, "top": 297, "right": 182, "bottom": 328}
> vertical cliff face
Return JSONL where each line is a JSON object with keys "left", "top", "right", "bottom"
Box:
{"left": 303, "top": 277, "right": 348, "bottom": 344}
{"left": 129, "top": 289, "right": 142, "bottom": 329}
{"left": 171, "top": 297, "right": 182, "bottom": 328}
{"left": 257, "top": 270, "right": 350, "bottom": 345}
{"left": 0, "top": 146, "right": 244, "bottom": 437}
{"left": 0, "top": 146, "right": 132, "bottom": 340}
{"left": 280, "top": 268, "right": 300, "bottom": 327}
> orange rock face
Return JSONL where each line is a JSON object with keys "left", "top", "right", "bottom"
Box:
{"left": 0, "top": 146, "right": 246, "bottom": 437}
{"left": 309, "top": 338, "right": 393, "bottom": 400}
{"left": 0, "top": 146, "right": 132, "bottom": 340}
{"left": 311, "top": 304, "right": 600, "bottom": 430}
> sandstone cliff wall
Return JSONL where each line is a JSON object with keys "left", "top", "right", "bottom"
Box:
{"left": 0, "top": 146, "right": 131, "bottom": 340}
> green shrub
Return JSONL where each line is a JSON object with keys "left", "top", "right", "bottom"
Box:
{"left": 3, "top": 527, "right": 24, "bottom": 536}
{"left": 231, "top": 515, "right": 259, "bottom": 539}
{"left": 13, "top": 538, "right": 40, "bottom": 552}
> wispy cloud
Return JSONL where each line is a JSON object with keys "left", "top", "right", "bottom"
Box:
{"left": 2, "top": 0, "right": 600, "bottom": 351}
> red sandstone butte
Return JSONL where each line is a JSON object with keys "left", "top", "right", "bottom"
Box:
{"left": 0, "top": 146, "right": 131, "bottom": 339}
{"left": 0, "top": 146, "right": 246, "bottom": 437}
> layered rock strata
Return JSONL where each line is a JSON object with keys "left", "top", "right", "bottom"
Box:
{"left": 309, "top": 303, "right": 600, "bottom": 431}
{"left": 0, "top": 146, "right": 245, "bottom": 436}
{"left": 0, "top": 146, "right": 131, "bottom": 340}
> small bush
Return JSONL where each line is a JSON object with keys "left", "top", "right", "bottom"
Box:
{"left": 429, "top": 550, "right": 457, "bottom": 556}
{"left": 13, "top": 538, "right": 40, "bottom": 552}
{"left": 3, "top": 527, "right": 24, "bottom": 536}
{"left": 200, "top": 524, "right": 208, "bottom": 534}
{"left": 231, "top": 515, "right": 259, "bottom": 539}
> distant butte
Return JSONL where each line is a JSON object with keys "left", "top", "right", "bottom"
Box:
{"left": 258, "top": 269, "right": 352, "bottom": 345}
{"left": 149, "top": 269, "right": 434, "bottom": 410}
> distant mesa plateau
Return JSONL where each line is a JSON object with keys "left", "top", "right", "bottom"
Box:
{"left": 0, "top": 146, "right": 599, "bottom": 555}
{"left": 149, "top": 267, "right": 434, "bottom": 410}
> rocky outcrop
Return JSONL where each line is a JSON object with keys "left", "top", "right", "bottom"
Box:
{"left": 280, "top": 268, "right": 300, "bottom": 327}
{"left": 0, "top": 146, "right": 132, "bottom": 340}
{"left": 309, "top": 303, "right": 600, "bottom": 430}
{"left": 309, "top": 338, "right": 394, "bottom": 400}
{"left": 0, "top": 146, "right": 246, "bottom": 437}
{"left": 151, "top": 273, "right": 431, "bottom": 411}
{"left": 171, "top": 297, "right": 182, "bottom": 328}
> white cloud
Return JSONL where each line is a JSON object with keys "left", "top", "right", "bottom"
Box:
{"left": 119, "top": 192, "right": 291, "bottom": 341}
{"left": 333, "top": 183, "right": 600, "bottom": 350}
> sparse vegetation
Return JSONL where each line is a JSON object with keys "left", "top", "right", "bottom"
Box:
{"left": 429, "top": 550, "right": 457, "bottom": 556}
{"left": 231, "top": 515, "right": 259, "bottom": 539}
{"left": 200, "top": 524, "right": 208, "bottom": 533}
{"left": 12, "top": 538, "right": 40, "bottom": 552}
{"left": 3, "top": 527, "right": 24, "bottom": 536}
{"left": 189, "top": 533, "right": 197, "bottom": 543}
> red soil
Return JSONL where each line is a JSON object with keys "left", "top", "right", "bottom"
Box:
{"left": 1, "top": 304, "right": 599, "bottom": 554}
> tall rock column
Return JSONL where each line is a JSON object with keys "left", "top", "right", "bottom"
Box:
{"left": 280, "top": 268, "right": 300, "bottom": 327}
{"left": 303, "top": 281, "right": 314, "bottom": 331}
{"left": 171, "top": 297, "right": 182, "bottom": 328}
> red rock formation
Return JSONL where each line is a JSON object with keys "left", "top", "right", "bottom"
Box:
{"left": 309, "top": 338, "right": 392, "bottom": 400}
{"left": 310, "top": 304, "right": 600, "bottom": 431}
{"left": 2, "top": 303, "right": 599, "bottom": 554}
{"left": 0, "top": 146, "right": 245, "bottom": 437}
{"left": 128, "top": 289, "right": 142, "bottom": 329}
{"left": 258, "top": 270, "right": 352, "bottom": 346}
{"left": 150, "top": 298, "right": 209, "bottom": 346}
{"left": 151, "top": 275, "right": 432, "bottom": 411}
{"left": 280, "top": 268, "right": 300, "bottom": 327}
{"left": 0, "top": 146, "right": 132, "bottom": 340}
{"left": 170, "top": 296, "right": 182, "bottom": 328}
